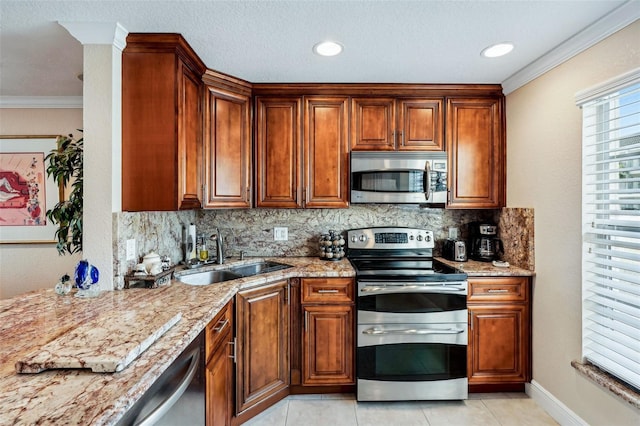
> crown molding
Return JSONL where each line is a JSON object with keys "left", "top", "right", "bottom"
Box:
{"left": 502, "top": 1, "right": 640, "bottom": 95}
{"left": 58, "top": 21, "right": 128, "bottom": 51}
{"left": 0, "top": 96, "right": 83, "bottom": 108}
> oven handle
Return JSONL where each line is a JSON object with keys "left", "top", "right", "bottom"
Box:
{"left": 362, "top": 327, "right": 465, "bottom": 335}
{"left": 359, "top": 284, "right": 466, "bottom": 293}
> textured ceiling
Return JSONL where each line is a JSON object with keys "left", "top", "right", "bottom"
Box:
{"left": 0, "top": 0, "right": 635, "bottom": 97}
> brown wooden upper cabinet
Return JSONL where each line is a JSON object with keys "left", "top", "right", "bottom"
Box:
{"left": 122, "top": 33, "right": 206, "bottom": 211}
{"left": 446, "top": 97, "right": 505, "bottom": 209}
{"left": 202, "top": 71, "right": 252, "bottom": 209}
{"left": 351, "top": 98, "right": 444, "bottom": 151}
{"left": 255, "top": 96, "right": 349, "bottom": 208}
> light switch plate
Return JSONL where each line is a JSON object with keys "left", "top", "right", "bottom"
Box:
{"left": 126, "top": 239, "right": 136, "bottom": 261}
{"left": 274, "top": 227, "right": 288, "bottom": 241}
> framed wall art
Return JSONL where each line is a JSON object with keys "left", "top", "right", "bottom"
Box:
{"left": 0, "top": 135, "right": 61, "bottom": 244}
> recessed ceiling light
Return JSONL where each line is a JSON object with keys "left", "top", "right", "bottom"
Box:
{"left": 481, "top": 42, "right": 514, "bottom": 58}
{"left": 313, "top": 41, "right": 343, "bottom": 57}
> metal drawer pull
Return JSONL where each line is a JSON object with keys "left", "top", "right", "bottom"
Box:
{"left": 317, "top": 289, "right": 339, "bottom": 293}
{"left": 229, "top": 338, "right": 236, "bottom": 362}
{"left": 213, "top": 318, "right": 229, "bottom": 333}
{"left": 363, "top": 327, "right": 465, "bottom": 335}
{"left": 487, "top": 289, "right": 509, "bottom": 293}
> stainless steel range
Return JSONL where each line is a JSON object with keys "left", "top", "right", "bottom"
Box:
{"left": 346, "top": 227, "right": 468, "bottom": 401}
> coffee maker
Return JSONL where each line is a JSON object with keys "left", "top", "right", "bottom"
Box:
{"left": 469, "top": 222, "right": 503, "bottom": 262}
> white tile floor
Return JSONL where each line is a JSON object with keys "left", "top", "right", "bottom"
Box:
{"left": 243, "top": 393, "right": 559, "bottom": 426}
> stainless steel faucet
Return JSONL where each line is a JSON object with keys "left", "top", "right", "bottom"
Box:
{"left": 210, "top": 228, "right": 224, "bottom": 264}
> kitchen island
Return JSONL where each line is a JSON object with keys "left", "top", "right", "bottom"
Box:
{"left": 0, "top": 257, "right": 354, "bottom": 426}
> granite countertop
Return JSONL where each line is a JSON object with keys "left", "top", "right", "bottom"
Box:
{"left": 436, "top": 257, "right": 535, "bottom": 277}
{"left": 0, "top": 255, "right": 533, "bottom": 425}
{"left": 0, "top": 257, "right": 354, "bottom": 426}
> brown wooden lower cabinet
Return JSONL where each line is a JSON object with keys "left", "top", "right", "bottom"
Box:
{"left": 302, "top": 304, "right": 354, "bottom": 385}
{"left": 205, "top": 299, "right": 234, "bottom": 426}
{"left": 233, "top": 279, "right": 290, "bottom": 424}
{"left": 301, "top": 278, "right": 355, "bottom": 387}
{"left": 206, "top": 275, "right": 532, "bottom": 425}
{"left": 467, "top": 276, "right": 531, "bottom": 392}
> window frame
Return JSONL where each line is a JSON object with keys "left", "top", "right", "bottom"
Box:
{"left": 576, "top": 67, "right": 640, "bottom": 393}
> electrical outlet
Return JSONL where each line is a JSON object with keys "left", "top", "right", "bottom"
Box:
{"left": 274, "top": 227, "right": 288, "bottom": 241}
{"left": 126, "top": 239, "right": 136, "bottom": 261}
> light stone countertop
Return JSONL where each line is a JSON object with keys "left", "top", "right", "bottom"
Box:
{"left": 0, "top": 257, "right": 354, "bottom": 426}
{"left": 436, "top": 257, "right": 535, "bottom": 277}
{"left": 0, "top": 255, "right": 534, "bottom": 425}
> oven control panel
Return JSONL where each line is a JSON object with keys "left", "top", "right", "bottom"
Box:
{"left": 346, "top": 227, "right": 434, "bottom": 250}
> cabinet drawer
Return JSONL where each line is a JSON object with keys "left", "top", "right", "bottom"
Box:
{"left": 468, "top": 277, "right": 529, "bottom": 303}
{"left": 205, "top": 300, "right": 233, "bottom": 362}
{"left": 301, "top": 278, "right": 354, "bottom": 304}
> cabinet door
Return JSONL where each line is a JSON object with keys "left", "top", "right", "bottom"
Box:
{"left": 468, "top": 305, "right": 529, "bottom": 384}
{"left": 236, "top": 280, "right": 290, "bottom": 414}
{"left": 177, "top": 61, "right": 203, "bottom": 210}
{"left": 203, "top": 86, "right": 251, "bottom": 208}
{"left": 302, "top": 305, "right": 354, "bottom": 385}
{"left": 255, "top": 98, "right": 303, "bottom": 207}
{"left": 304, "top": 97, "right": 349, "bottom": 208}
{"left": 397, "top": 99, "right": 444, "bottom": 151}
{"left": 206, "top": 329, "right": 233, "bottom": 426}
{"left": 350, "top": 98, "right": 395, "bottom": 150}
{"left": 446, "top": 98, "right": 505, "bottom": 208}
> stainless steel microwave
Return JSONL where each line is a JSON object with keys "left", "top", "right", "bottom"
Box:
{"left": 350, "top": 151, "right": 447, "bottom": 204}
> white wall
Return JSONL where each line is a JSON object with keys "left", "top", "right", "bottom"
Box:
{"left": 506, "top": 21, "right": 640, "bottom": 426}
{"left": 0, "top": 108, "right": 82, "bottom": 299}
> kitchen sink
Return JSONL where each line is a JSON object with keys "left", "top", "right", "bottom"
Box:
{"left": 228, "top": 261, "right": 292, "bottom": 277}
{"left": 176, "top": 261, "right": 292, "bottom": 286}
{"left": 177, "top": 270, "right": 241, "bottom": 286}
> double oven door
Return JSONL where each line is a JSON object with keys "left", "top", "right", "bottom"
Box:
{"left": 356, "top": 279, "right": 468, "bottom": 401}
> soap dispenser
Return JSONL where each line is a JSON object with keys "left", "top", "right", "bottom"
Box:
{"left": 199, "top": 238, "right": 209, "bottom": 262}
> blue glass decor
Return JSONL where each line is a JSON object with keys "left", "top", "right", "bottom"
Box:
{"left": 74, "top": 260, "right": 101, "bottom": 298}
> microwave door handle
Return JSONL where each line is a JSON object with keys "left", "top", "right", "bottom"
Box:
{"left": 423, "top": 161, "right": 431, "bottom": 201}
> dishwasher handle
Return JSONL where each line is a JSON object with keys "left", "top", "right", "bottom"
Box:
{"left": 136, "top": 346, "right": 200, "bottom": 426}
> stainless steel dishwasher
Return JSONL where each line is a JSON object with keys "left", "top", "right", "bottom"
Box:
{"left": 116, "top": 331, "right": 205, "bottom": 426}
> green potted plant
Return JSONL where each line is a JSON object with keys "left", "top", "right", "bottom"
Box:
{"left": 45, "top": 131, "right": 83, "bottom": 255}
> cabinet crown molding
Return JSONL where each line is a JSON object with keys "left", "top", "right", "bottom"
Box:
{"left": 251, "top": 83, "right": 504, "bottom": 98}
{"left": 124, "top": 33, "right": 206, "bottom": 75}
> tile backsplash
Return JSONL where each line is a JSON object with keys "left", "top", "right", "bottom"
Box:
{"left": 113, "top": 205, "right": 533, "bottom": 290}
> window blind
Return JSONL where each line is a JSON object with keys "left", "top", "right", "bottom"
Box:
{"left": 579, "top": 72, "right": 640, "bottom": 392}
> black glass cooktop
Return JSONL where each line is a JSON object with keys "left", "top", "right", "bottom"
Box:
{"left": 349, "top": 258, "right": 466, "bottom": 281}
